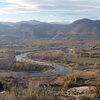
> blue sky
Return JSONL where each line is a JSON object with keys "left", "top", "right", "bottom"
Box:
{"left": 0, "top": 0, "right": 100, "bottom": 23}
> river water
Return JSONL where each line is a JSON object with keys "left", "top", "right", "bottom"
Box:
{"left": 0, "top": 52, "right": 70, "bottom": 78}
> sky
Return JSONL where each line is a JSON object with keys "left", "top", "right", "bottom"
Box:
{"left": 0, "top": 0, "right": 100, "bottom": 23}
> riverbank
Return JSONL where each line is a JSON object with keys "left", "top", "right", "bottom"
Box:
{"left": 0, "top": 52, "right": 70, "bottom": 78}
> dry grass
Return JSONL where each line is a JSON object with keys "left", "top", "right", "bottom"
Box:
{"left": 3, "top": 81, "right": 59, "bottom": 100}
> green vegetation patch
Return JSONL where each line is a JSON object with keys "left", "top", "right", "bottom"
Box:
{"left": 71, "top": 58, "right": 100, "bottom": 64}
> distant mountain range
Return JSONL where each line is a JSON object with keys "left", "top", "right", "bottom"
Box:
{"left": 0, "top": 18, "right": 100, "bottom": 40}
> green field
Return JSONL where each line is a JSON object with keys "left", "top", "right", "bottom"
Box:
{"left": 71, "top": 58, "right": 100, "bottom": 64}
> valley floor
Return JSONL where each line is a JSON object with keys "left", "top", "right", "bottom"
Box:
{"left": 0, "top": 39, "right": 100, "bottom": 100}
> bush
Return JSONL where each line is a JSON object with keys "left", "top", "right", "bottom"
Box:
{"left": 63, "top": 73, "right": 77, "bottom": 88}
{"left": 94, "top": 85, "right": 100, "bottom": 98}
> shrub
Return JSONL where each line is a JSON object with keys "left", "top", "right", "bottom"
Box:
{"left": 94, "top": 85, "right": 100, "bottom": 98}
{"left": 63, "top": 73, "right": 77, "bottom": 88}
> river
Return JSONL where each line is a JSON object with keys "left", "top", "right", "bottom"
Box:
{"left": 0, "top": 52, "right": 70, "bottom": 78}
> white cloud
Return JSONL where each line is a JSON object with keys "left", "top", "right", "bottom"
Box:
{"left": 0, "top": 0, "right": 39, "bottom": 15}
{"left": 5, "top": 0, "right": 38, "bottom": 10}
{"left": 0, "top": 0, "right": 100, "bottom": 15}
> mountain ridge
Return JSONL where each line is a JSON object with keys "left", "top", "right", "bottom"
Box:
{"left": 0, "top": 18, "right": 100, "bottom": 39}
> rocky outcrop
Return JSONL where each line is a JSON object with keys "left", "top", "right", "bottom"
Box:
{"left": 66, "top": 86, "right": 95, "bottom": 97}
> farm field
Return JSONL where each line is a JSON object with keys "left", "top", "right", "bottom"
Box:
{"left": 71, "top": 58, "right": 100, "bottom": 64}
